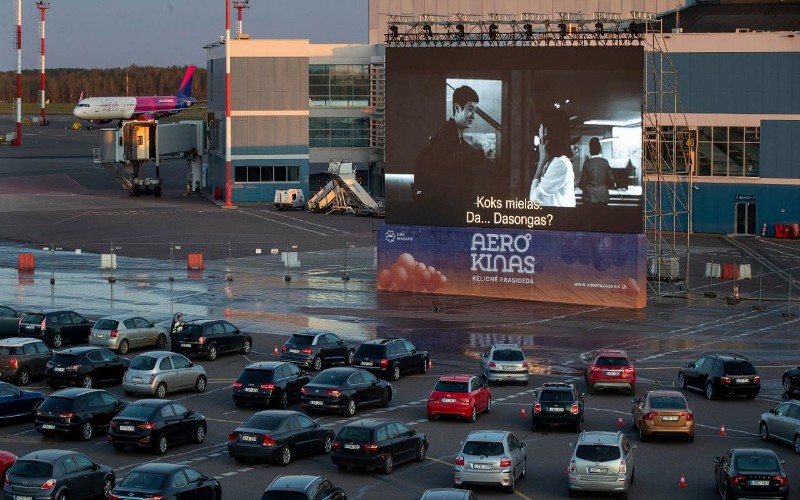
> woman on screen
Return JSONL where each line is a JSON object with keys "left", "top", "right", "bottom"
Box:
{"left": 529, "top": 108, "right": 576, "bottom": 207}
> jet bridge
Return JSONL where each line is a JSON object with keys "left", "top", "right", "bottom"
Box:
{"left": 307, "top": 159, "right": 383, "bottom": 215}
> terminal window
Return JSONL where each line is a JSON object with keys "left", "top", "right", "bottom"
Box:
{"left": 309, "top": 64, "right": 370, "bottom": 108}
{"left": 234, "top": 165, "right": 300, "bottom": 183}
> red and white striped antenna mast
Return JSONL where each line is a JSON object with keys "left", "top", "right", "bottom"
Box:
{"left": 13, "top": 0, "right": 22, "bottom": 145}
{"left": 36, "top": 1, "right": 51, "bottom": 126}
{"left": 233, "top": 0, "right": 249, "bottom": 38}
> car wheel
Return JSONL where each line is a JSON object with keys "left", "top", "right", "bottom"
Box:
{"left": 705, "top": 382, "right": 716, "bottom": 400}
{"left": 504, "top": 472, "right": 515, "bottom": 493}
{"left": 687, "top": 433, "right": 695, "bottom": 443}
{"left": 312, "top": 355, "right": 323, "bottom": 371}
{"left": 587, "top": 382, "right": 595, "bottom": 395}
{"left": 55, "top": 489, "right": 69, "bottom": 500}
{"left": 195, "top": 424, "right": 206, "bottom": 443}
{"left": 233, "top": 455, "right": 247, "bottom": 463}
{"left": 783, "top": 376, "right": 793, "bottom": 394}
{"left": 531, "top": 418, "right": 538, "bottom": 431}
{"left": 344, "top": 398, "right": 356, "bottom": 417}
{"left": 746, "top": 391, "right": 756, "bottom": 399}
{"left": 81, "top": 374, "right": 93, "bottom": 388}
{"left": 574, "top": 418, "right": 582, "bottom": 433}
{"left": 102, "top": 475, "right": 113, "bottom": 497}
{"left": 155, "top": 334, "right": 167, "bottom": 349}
{"left": 80, "top": 422, "right": 93, "bottom": 440}
{"left": 485, "top": 397, "right": 492, "bottom": 414}
{"left": 415, "top": 440, "right": 427, "bottom": 462}
{"left": 619, "top": 490, "right": 628, "bottom": 500}
{"left": 194, "top": 376, "right": 207, "bottom": 393}
{"left": 205, "top": 344, "right": 218, "bottom": 361}
{"left": 390, "top": 364, "right": 401, "bottom": 381}
{"left": 638, "top": 424, "right": 647, "bottom": 441}
{"left": 117, "top": 339, "right": 129, "bottom": 355}
{"left": 568, "top": 488, "right": 577, "bottom": 498}
{"left": 793, "top": 434, "right": 800, "bottom": 455}
{"left": 346, "top": 349, "right": 355, "bottom": 366}
{"left": 428, "top": 413, "right": 437, "bottom": 421}
{"left": 322, "top": 435, "right": 332, "bottom": 454}
{"left": 233, "top": 400, "right": 245, "bottom": 408}
{"left": 47, "top": 382, "right": 60, "bottom": 390}
{"left": 380, "top": 389, "right": 389, "bottom": 408}
{"left": 678, "top": 372, "right": 686, "bottom": 389}
{"left": 760, "top": 422, "right": 770, "bottom": 441}
{"left": 421, "top": 358, "right": 429, "bottom": 374}
{"left": 628, "top": 384, "right": 635, "bottom": 396}
{"left": 723, "top": 482, "right": 735, "bottom": 500}
{"left": 154, "top": 434, "right": 168, "bottom": 455}
{"left": 240, "top": 339, "right": 252, "bottom": 354}
{"left": 278, "top": 391, "right": 289, "bottom": 409}
{"left": 52, "top": 334, "right": 62, "bottom": 348}
{"left": 16, "top": 367, "right": 30, "bottom": 386}
{"left": 155, "top": 382, "right": 167, "bottom": 399}
{"left": 521, "top": 457, "right": 527, "bottom": 479}
{"left": 113, "top": 444, "right": 126, "bottom": 452}
{"left": 468, "top": 405, "right": 477, "bottom": 423}
{"left": 381, "top": 453, "right": 394, "bottom": 474}
{"left": 278, "top": 446, "right": 291, "bottom": 466}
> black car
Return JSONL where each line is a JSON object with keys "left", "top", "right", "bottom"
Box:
{"left": 678, "top": 352, "right": 760, "bottom": 399}
{"left": 232, "top": 361, "right": 311, "bottom": 409}
{"left": 108, "top": 399, "right": 207, "bottom": 455}
{"left": 782, "top": 366, "right": 800, "bottom": 395}
{"left": 0, "top": 305, "right": 24, "bottom": 337}
{"left": 331, "top": 418, "right": 428, "bottom": 474}
{"left": 227, "top": 409, "right": 334, "bottom": 465}
{"left": 0, "top": 381, "right": 44, "bottom": 422}
{"left": 109, "top": 463, "right": 221, "bottom": 500}
{"left": 531, "top": 382, "right": 585, "bottom": 432}
{"left": 18, "top": 309, "right": 93, "bottom": 348}
{"left": 261, "top": 475, "right": 346, "bottom": 500}
{"left": 300, "top": 367, "right": 393, "bottom": 417}
{"left": 174, "top": 319, "right": 252, "bottom": 361}
{"left": 353, "top": 338, "right": 430, "bottom": 381}
{"left": 714, "top": 448, "right": 789, "bottom": 500}
{"left": 280, "top": 330, "right": 355, "bottom": 371}
{"left": 35, "top": 388, "right": 127, "bottom": 440}
{"left": 45, "top": 346, "right": 129, "bottom": 389}
{"left": 4, "top": 449, "right": 115, "bottom": 500}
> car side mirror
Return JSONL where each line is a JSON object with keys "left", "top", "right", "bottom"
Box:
{"left": 185, "top": 410, "right": 194, "bottom": 416}
{"left": 520, "top": 442, "right": 527, "bottom": 448}
{"left": 410, "top": 429, "right": 417, "bottom": 435}
{"left": 713, "top": 457, "right": 721, "bottom": 463}
{"left": 92, "top": 463, "right": 99, "bottom": 470}
{"left": 686, "top": 363, "right": 694, "bottom": 368}
{"left": 631, "top": 398, "right": 639, "bottom": 404}
{"left": 580, "top": 393, "right": 587, "bottom": 399}
{"left": 338, "top": 340, "right": 344, "bottom": 345}
{"left": 188, "top": 362, "right": 194, "bottom": 367}
{"left": 769, "top": 408, "right": 777, "bottom": 414}
{"left": 780, "top": 459, "right": 785, "bottom": 465}
{"left": 532, "top": 390, "right": 539, "bottom": 398}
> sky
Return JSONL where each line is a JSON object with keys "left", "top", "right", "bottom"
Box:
{"left": 1, "top": 0, "right": 368, "bottom": 70}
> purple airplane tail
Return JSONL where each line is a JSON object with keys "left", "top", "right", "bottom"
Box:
{"left": 176, "top": 65, "right": 195, "bottom": 99}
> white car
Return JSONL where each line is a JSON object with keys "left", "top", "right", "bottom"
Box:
{"left": 89, "top": 314, "right": 167, "bottom": 355}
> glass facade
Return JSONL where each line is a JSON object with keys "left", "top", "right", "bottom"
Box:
{"left": 234, "top": 165, "right": 300, "bottom": 183}
{"left": 309, "top": 117, "right": 370, "bottom": 148}
{"left": 309, "top": 64, "right": 370, "bottom": 107}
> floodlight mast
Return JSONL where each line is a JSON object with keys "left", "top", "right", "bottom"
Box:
{"left": 37, "top": 1, "right": 51, "bottom": 127}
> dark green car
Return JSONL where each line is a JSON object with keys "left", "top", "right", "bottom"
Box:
{"left": 531, "top": 382, "right": 585, "bottom": 432}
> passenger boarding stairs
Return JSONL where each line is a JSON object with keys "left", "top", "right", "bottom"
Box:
{"left": 307, "top": 160, "right": 379, "bottom": 215}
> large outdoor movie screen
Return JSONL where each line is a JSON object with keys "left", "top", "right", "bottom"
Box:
{"left": 385, "top": 46, "right": 644, "bottom": 234}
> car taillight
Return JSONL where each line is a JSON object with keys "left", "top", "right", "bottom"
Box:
{"left": 618, "top": 459, "right": 627, "bottom": 474}
{"left": 683, "top": 411, "right": 694, "bottom": 421}
{"left": 499, "top": 457, "right": 512, "bottom": 467}
{"left": 568, "top": 459, "right": 577, "bottom": 473}
{"left": 10, "top": 357, "right": 17, "bottom": 369}
{"left": 41, "top": 479, "right": 56, "bottom": 490}
{"left": 232, "top": 382, "right": 243, "bottom": 388}
{"left": 644, "top": 412, "right": 655, "bottom": 421}
{"left": 571, "top": 403, "right": 579, "bottom": 414}
{"left": 138, "top": 423, "right": 156, "bottom": 430}
{"left": 198, "top": 336, "right": 206, "bottom": 344}
{"left": 362, "top": 443, "right": 378, "bottom": 452}
{"left": 327, "top": 390, "right": 341, "bottom": 397}
{"left": 624, "top": 367, "right": 634, "bottom": 373}
{"left": 522, "top": 361, "right": 529, "bottom": 368}
{"left": 262, "top": 434, "right": 275, "bottom": 446}
{"left": 754, "top": 376, "right": 760, "bottom": 383}
{"left": 65, "top": 365, "right": 80, "bottom": 372}
{"left": 40, "top": 318, "right": 46, "bottom": 331}
{"left": 332, "top": 440, "right": 341, "bottom": 450}
{"left": 533, "top": 402, "right": 542, "bottom": 414}
{"left": 228, "top": 433, "right": 236, "bottom": 442}
{"left": 489, "top": 361, "right": 496, "bottom": 368}
{"left": 144, "top": 496, "right": 164, "bottom": 500}
{"left": 729, "top": 475, "right": 746, "bottom": 486}
{"left": 721, "top": 377, "right": 732, "bottom": 384}
{"left": 380, "top": 359, "right": 389, "bottom": 367}
{"left": 59, "top": 412, "right": 74, "bottom": 420}
{"left": 301, "top": 386, "right": 308, "bottom": 394}
{"left": 110, "top": 329, "right": 118, "bottom": 338}
{"left": 301, "top": 348, "right": 313, "bottom": 354}
{"left": 281, "top": 346, "right": 288, "bottom": 352}
{"left": 455, "top": 456, "right": 464, "bottom": 466}
{"left": 773, "top": 475, "right": 789, "bottom": 487}
{"left": 260, "top": 384, "right": 275, "bottom": 390}
{"left": 108, "top": 495, "right": 121, "bottom": 500}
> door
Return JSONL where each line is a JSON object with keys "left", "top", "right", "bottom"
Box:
{"left": 735, "top": 202, "right": 756, "bottom": 235}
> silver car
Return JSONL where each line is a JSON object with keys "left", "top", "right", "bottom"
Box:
{"left": 453, "top": 430, "right": 527, "bottom": 493}
{"left": 90, "top": 314, "right": 167, "bottom": 355}
{"left": 759, "top": 399, "right": 800, "bottom": 454}
{"left": 122, "top": 351, "right": 207, "bottom": 399}
{"left": 479, "top": 344, "right": 529, "bottom": 386}
{"left": 567, "top": 431, "right": 635, "bottom": 499}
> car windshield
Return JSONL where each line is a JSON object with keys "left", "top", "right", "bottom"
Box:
{"left": 21, "top": 313, "right": 44, "bottom": 323}
{"left": 575, "top": 444, "right": 621, "bottom": 462}
{"left": 39, "top": 396, "right": 72, "bottom": 412}
{"left": 356, "top": 344, "right": 385, "bottom": 356}
{"left": 493, "top": 349, "right": 524, "bottom": 361}
{"left": 129, "top": 356, "right": 158, "bottom": 370}
{"left": 433, "top": 381, "right": 468, "bottom": 393}
{"left": 336, "top": 426, "right": 372, "bottom": 442}
{"left": 118, "top": 405, "right": 157, "bottom": 419}
{"left": 289, "top": 335, "right": 314, "bottom": 346}
{"left": 540, "top": 390, "right": 573, "bottom": 402}
{"left": 242, "top": 415, "right": 283, "bottom": 430}
{"left": 725, "top": 361, "right": 756, "bottom": 375}
{"left": 119, "top": 471, "right": 167, "bottom": 489}
{"left": 462, "top": 441, "right": 504, "bottom": 456}
{"left": 11, "top": 460, "right": 52, "bottom": 477}
{"left": 0, "top": 385, "right": 17, "bottom": 397}
{"left": 261, "top": 493, "right": 309, "bottom": 500}
{"left": 595, "top": 357, "right": 629, "bottom": 367}
{"left": 93, "top": 319, "right": 119, "bottom": 330}
{"left": 650, "top": 396, "right": 687, "bottom": 410}
{"left": 239, "top": 369, "right": 275, "bottom": 384}
{"left": 312, "top": 371, "right": 349, "bottom": 385}
{"left": 735, "top": 455, "right": 780, "bottom": 472}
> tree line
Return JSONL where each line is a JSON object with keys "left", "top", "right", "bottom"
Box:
{"left": 0, "top": 66, "right": 207, "bottom": 104}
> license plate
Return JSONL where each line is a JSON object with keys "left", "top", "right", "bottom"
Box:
{"left": 503, "top": 365, "right": 517, "bottom": 371}
{"left": 181, "top": 343, "right": 192, "bottom": 348}
{"left": 548, "top": 407, "right": 564, "bottom": 412}
{"left": 132, "top": 377, "right": 143, "bottom": 383}
{"left": 241, "top": 435, "right": 258, "bottom": 442}
{"left": 749, "top": 479, "right": 770, "bottom": 486}
{"left": 360, "top": 361, "right": 373, "bottom": 366}
{"left": 310, "top": 400, "right": 323, "bottom": 406}
{"left": 588, "top": 467, "right": 608, "bottom": 473}
{"left": 54, "top": 367, "right": 65, "bottom": 372}
{"left": 441, "top": 398, "right": 456, "bottom": 403}
{"left": 25, "top": 325, "right": 35, "bottom": 330}
{"left": 41, "top": 424, "right": 55, "bottom": 429}
{"left": 15, "top": 495, "right": 33, "bottom": 500}
{"left": 736, "top": 378, "right": 749, "bottom": 384}
{"left": 606, "top": 371, "right": 620, "bottom": 376}
{"left": 244, "top": 388, "right": 258, "bottom": 393}
{"left": 344, "top": 444, "right": 360, "bottom": 450}
{"left": 290, "top": 349, "right": 300, "bottom": 353}
{"left": 661, "top": 415, "right": 679, "bottom": 421}
{"left": 95, "top": 333, "right": 106, "bottom": 338}
{"left": 119, "top": 425, "right": 135, "bottom": 432}
{"left": 473, "top": 464, "right": 492, "bottom": 470}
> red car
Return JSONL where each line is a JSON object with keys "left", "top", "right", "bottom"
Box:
{"left": 427, "top": 374, "right": 491, "bottom": 423}
{"left": 0, "top": 450, "right": 16, "bottom": 481}
{"left": 584, "top": 349, "right": 636, "bottom": 395}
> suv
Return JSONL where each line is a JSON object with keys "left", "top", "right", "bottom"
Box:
{"left": 331, "top": 418, "right": 428, "bottom": 474}
{"left": 453, "top": 430, "right": 527, "bottom": 493}
{"left": 531, "top": 382, "right": 585, "bottom": 432}
{"left": 567, "top": 431, "right": 635, "bottom": 499}
{"left": 232, "top": 361, "right": 311, "bottom": 409}
{"left": 174, "top": 319, "right": 252, "bottom": 361}
{"left": 45, "top": 346, "right": 129, "bottom": 389}
{"left": 678, "top": 352, "right": 760, "bottom": 400}
{"left": 353, "top": 338, "right": 429, "bottom": 381}
{"left": 261, "top": 475, "right": 347, "bottom": 500}
{"left": 34, "top": 388, "right": 127, "bottom": 440}
{"left": 584, "top": 349, "right": 636, "bottom": 395}
{"left": 0, "top": 337, "right": 52, "bottom": 385}
{"left": 480, "top": 344, "right": 529, "bottom": 386}
{"left": 280, "top": 330, "right": 355, "bottom": 371}
{"left": 18, "top": 309, "right": 93, "bottom": 348}
{"left": 427, "top": 374, "right": 491, "bottom": 423}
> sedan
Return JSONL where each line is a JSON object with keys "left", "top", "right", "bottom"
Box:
{"left": 427, "top": 374, "right": 491, "bottom": 423}
{"left": 90, "top": 314, "right": 168, "bottom": 355}
{"left": 122, "top": 351, "right": 207, "bottom": 398}
{"left": 108, "top": 399, "right": 207, "bottom": 455}
{"left": 232, "top": 361, "right": 311, "bottom": 409}
{"left": 4, "top": 449, "right": 115, "bottom": 500}
{"left": 228, "top": 410, "right": 334, "bottom": 465}
{"left": 759, "top": 400, "right": 800, "bottom": 454}
{"left": 300, "top": 367, "right": 393, "bottom": 417}
{"left": 0, "top": 450, "right": 16, "bottom": 486}
{"left": 631, "top": 390, "right": 694, "bottom": 442}
{"left": 45, "top": 346, "right": 129, "bottom": 389}
{"left": 783, "top": 366, "right": 800, "bottom": 395}
{"left": 109, "top": 463, "right": 221, "bottom": 500}
{"left": 331, "top": 418, "right": 427, "bottom": 474}
{"left": 714, "top": 448, "right": 789, "bottom": 500}
{"left": 0, "top": 305, "right": 24, "bottom": 337}
{"left": 0, "top": 381, "right": 44, "bottom": 422}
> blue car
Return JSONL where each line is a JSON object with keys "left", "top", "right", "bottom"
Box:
{"left": 0, "top": 381, "right": 44, "bottom": 422}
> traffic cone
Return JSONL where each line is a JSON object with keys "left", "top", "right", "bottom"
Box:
{"left": 720, "top": 423, "right": 726, "bottom": 436}
{"left": 733, "top": 282, "right": 740, "bottom": 301}
{"left": 428, "top": 359, "right": 433, "bottom": 369}
{"left": 273, "top": 346, "right": 279, "bottom": 356}
{"left": 678, "top": 473, "right": 687, "bottom": 488}
{"left": 617, "top": 416, "right": 624, "bottom": 427}
{"left": 520, "top": 407, "right": 527, "bottom": 418}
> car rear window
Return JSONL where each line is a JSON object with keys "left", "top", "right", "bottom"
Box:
{"left": 493, "top": 349, "right": 524, "bottom": 361}
{"left": 261, "top": 493, "right": 308, "bottom": 500}
{"left": 242, "top": 415, "right": 283, "bottom": 430}
{"left": 21, "top": 313, "right": 44, "bottom": 324}
{"left": 118, "top": 405, "right": 157, "bottom": 419}
{"left": 540, "top": 390, "right": 573, "bottom": 402}
{"left": 118, "top": 471, "right": 167, "bottom": 489}
{"left": 129, "top": 356, "right": 158, "bottom": 370}
{"left": 51, "top": 353, "right": 78, "bottom": 364}
{"left": 289, "top": 334, "right": 314, "bottom": 346}
{"left": 239, "top": 369, "right": 275, "bottom": 384}
{"left": 39, "top": 396, "right": 73, "bottom": 412}
{"left": 181, "top": 325, "right": 203, "bottom": 338}
{"left": 595, "top": 357, "right": 630, "bottom": 367}
{"left": 575, "top": 444, "right": 621, "bottom": 462}
{"left": 0, "top": 346, "right": 14, "bottom": 355}
{"left": 433, "top": 381, "right": 468, "bottom": 393}
{"left": 336, "top": 426, "right": 372, "bottom": 442}
{"left": 312, "top": 370, "right": 349, "bottom": 385}
{"left": 355, "top": 344, "right": 385, "bottom": 357}
{"left": 93, "top": 319, "right": 119, "bottom": 330}
{"left": 724, "top": 361, "right": 756, "bottom": 375}
{"left": 11, "top": 460, "right": 52, "bottom": 477}
{"left": 463, "top": 441, "right": 504, "bottom": 456}
{"left": 650, "top": 396, "right": 687, "bottom": 410}
{"left": 735, "top": 455, "right": 780, "bottom": 472}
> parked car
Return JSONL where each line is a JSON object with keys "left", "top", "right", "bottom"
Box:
{"left": 0, "top": 305, "right": 24, "bottom": 337}
{"left": 108, "top": 399, "right": 207, "bottom": 455}
{"left": 173, "top": 318, "right": 252, "bottom": 361}
{"left": 782, "top": 365, "right": 800, "bottom": 395}
{"left": 480, "top": 343, "right": 529, "bottom": 386}
{"left": 280, "top": 330, "right": 355, "bottom": 371}
{"left": 3, "top": 449, "right": 114, "bottom": 500}
{"left": 0, "top": 381, "right": 44, "bottom": 422}
{"left": 759, "top": 399, "right": 800, "bottom": 454}
{"left": 331, "top": 418, "right": 427, "bottom": 474}
{"left": 109, "top": 463, "right": 221, "bottom": 500}
{"left": 90, "top": 314, "right": 168, "bottom": 354}
{"left": 454, "top": 430, "right": 527, "bottom": 493}
{"left": 427, "top": 374, "right": 491, "bottom": 423}
{"left": 261, "top": 475, "right": 346, "bottom": 500}
{"left": 584, "top": 349, "right": 636, "bottom": 395}
{"left": 122, "top": 351, "right": 207, "bottom": 399}
{"left": 18, "top": 309, "right": 93, "bottom": 348}
{"left": 0, "top": 337, "right": 51, "bottom": 385}
{"left": 714, "top": 448, "right": 789, "bottom": 500}
{"left": 35, "top": 388, "right": 127, "bottom": 440}
{"left": 567, "top": 431, "right": 635, "bottom": 499}
{"left": 352, "top": 338, "right": 429, "bottom": 381}
{"left": 232, "top": 361, "right": 311, "bottom": 409}
{"left": 531, "top": 382, "right": 585, "bottom": 432}
{"left": 300, "top": 367, "right": 392, "bottom": 417}
{"left": 418, "top": 489, "right": 478, "bottom": 500}
{"left": 678, "top": 352, "right": 760, "bottom": 399}
{"left": 228, "top": 409, "right": 334, "bottom": 465}
{"left": 0, "top": 450, "right": 16, "bottom": 485}
{"left": 45, "top": 346, "right": 129, "bottom": 389}
{"left": 631, "top": 390, "right": 694, "bottom": 442}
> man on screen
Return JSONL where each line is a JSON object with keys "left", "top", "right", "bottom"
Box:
{"left": 414, "top": 85, "right": 486, "bottom": 226}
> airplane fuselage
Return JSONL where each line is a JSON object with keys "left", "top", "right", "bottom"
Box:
{"left": 73, "top": 96, "right": 194, "bottom": 122}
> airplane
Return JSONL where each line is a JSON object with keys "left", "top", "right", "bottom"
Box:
{"left": 73, "top": 65, "right": 199, "bottom": 128}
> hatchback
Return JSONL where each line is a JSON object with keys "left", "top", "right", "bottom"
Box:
{"left": 90, "top": 314, "right": 168, "bottom": 354}
{"left": 232, "top": 361, "right": 311, "bottom": 409}
{"left": 45, "top": 346, "right": 129, "bottom": 389}
{"left": 3, "top": 449, "right": 115, "bottom": 500}
{"left": 228, "top": 410, "right": 333, "bottom": 465}
{"left": 632, "top": 390, "right": 694, "bottom": 442}
{"left": 173, "top": 318, "right": 252, "bottom": 361}
{"left": 122, "top": 351, "right": 207, "bottom": 399}
{"left": 679, "top": 352, "right": 760, "bottom": 399}
{"left": 419, "top": 489, "right": 478, "bottom": 500}
{"left": 261, "top": 475, "right": 346, "bottom": 500}
{"left": 108, "top": 399, "right": 207, "bottom": 455}
{"left": 0, "top": 337, "right": 51, "bottom": 385}
{"left": 454, "top": 430, "right": 527, "bottom": 493}
{"left": 584, "top": 349, "right": 636, "bottom": 395}
{"left": 35, "top": 388, "right": 127, "bottom": 440}
{"left": 567, "top": 431, "right": 635, "bottom": 499}
{"left": 480, "top": 344, "right": 529, "bottom": 386}
{"left": 0, "top": 305, "right": 24, "bottom": 337}
{"left": 531, "top": 382, "right": 585, "bottom": 432}
{"left": 109, "top": 463, "right": 221, "bottom": 500}
{"left": 352, "top": 338, "right": 430, "bottom": 381}
{"left": 427, "top": 374, "right": 491, "bottom": 423}
{"left": 18, "top": 309, "right": 93, "bottom": 348}
{"left": 759, "top": 400, "right": 800, "bottom": 454}
{"left": 280, "top": 330, "right": 355, "bottom": 371}
{"left": 331, "top": 418, "right": 428, "bottom": 474}
{"left": 714, "top": 448, "right": 789, "bottom": 500}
